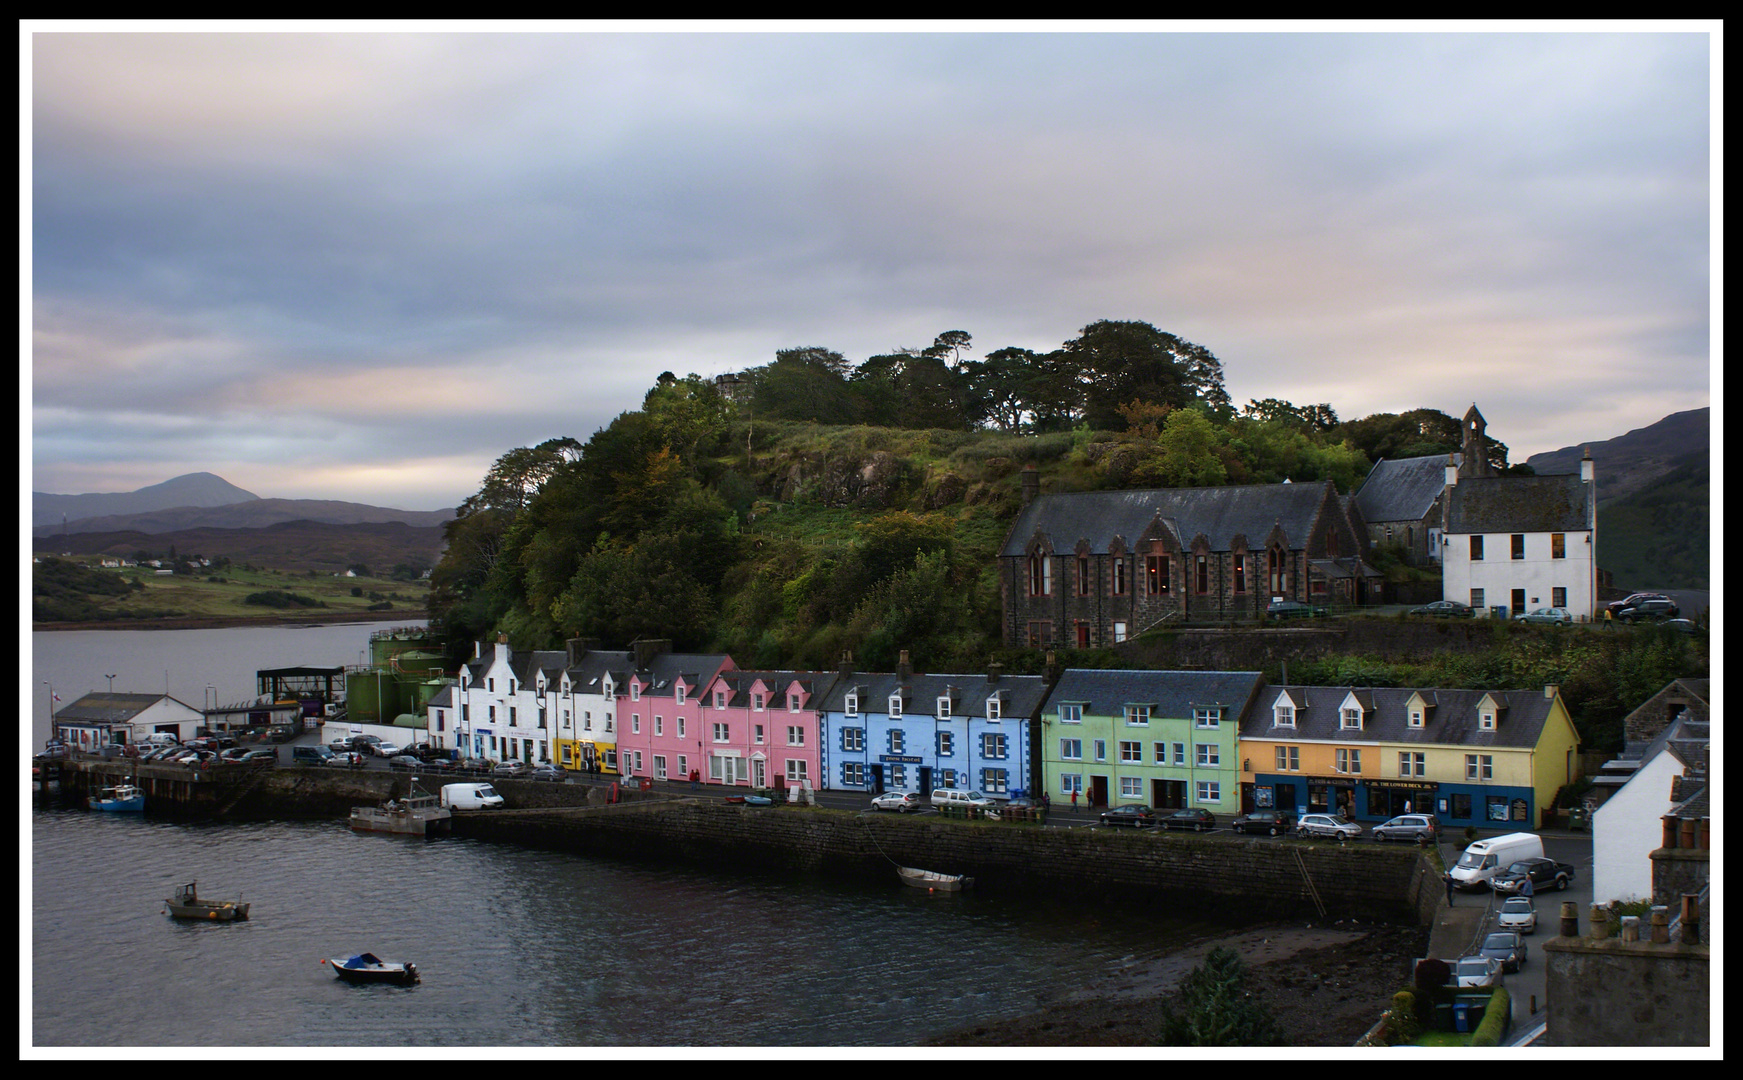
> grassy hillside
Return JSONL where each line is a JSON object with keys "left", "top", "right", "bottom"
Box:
{"left": 32, "top": 558, "right": 428, "bottom": 624}
{"left": 1595, "top": 450, "right": 1709, "bottom": 590}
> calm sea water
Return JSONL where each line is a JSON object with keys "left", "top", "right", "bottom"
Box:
{"left": 28, "top": 623, "right": 1240, "bottom": 1051}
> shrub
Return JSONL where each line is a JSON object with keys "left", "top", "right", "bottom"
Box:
{"left": 1378, "top": 990, "right": 1422, "bottom": 1045}
{"left": 1155, "top": 946, "right": 1286, "bottom": 1046}
{"left": 1470, "top": 988, "right": 1511, "bottom": 1046}
{"left": 1413, "top": 957, "right": 1451, "bottom": 994}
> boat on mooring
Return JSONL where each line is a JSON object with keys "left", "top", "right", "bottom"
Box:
{"left": 348, "top": 782, "right": 452, "bottom": 838}
{"left": 90, "top": 783, "right": 145, "bottom": 813}
{"left": 324, "top": 953, "right": 420, "bottom": 986}
{"left": 898, "top": 865, "right": 974, "bottom": 892}
{"left": 164, "top": 881, "right": 250, "bottom": 922}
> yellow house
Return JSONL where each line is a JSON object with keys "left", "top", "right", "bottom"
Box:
{"left": 1239, "top": 684, "right": 1580, "bottom": 829}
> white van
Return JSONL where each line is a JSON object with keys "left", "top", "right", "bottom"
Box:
{"left": 143, "top": 732, "right": 180, "bottom": 747}
{"left": 930, "top": 788, "right": 994, "bottom": 811}
{"left": 1450, "top": 832, "right": 1545, "bottom": 890}
{"left": 440, "top": 783, "right": 505, "bottom": 810}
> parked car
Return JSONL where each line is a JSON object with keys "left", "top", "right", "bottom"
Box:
{"left": 1617, "top": 598, "right": 1679, "bottom": 623}
{"left": 326, "top": 750, "right": 366, "bottom": 769}
{"left": 870, "top": 790, "right": 922, "bottom": 813}
{"left": 220, "top": 747, "right": 253, "bottom": 761}
{"left": 1267, "top": 599, "right": 1328, "bottom": 619}
{"left": 1230, "top": 810, "right": 1295, "bottom": 836}
{"left": 236, "top": 750, "right": 277, "bottom": 767}
{"left": 1099, "top": 804, "right": 1157, "bottom": 828}
{"left": 1372, "top": 814, "right": 1439, "bottom": 843}
{"left": 1497, "top": 896, "right": 1538, "bottom": 935}
{"left": 1607, "top": 592, "right": 1672, "bottom": 617}
{"left": 1296, "top": 813, "right": 1362, "bottom": 840}
{"left": 1490, "top": 857, "right": 1575, "bottom": 894}
{"left": 387, "top": 755, "right": 423, "bottom": 771}
{"left": 372, "top": 742, "right": 403, "bottom": 758}
{"left": 1514, "top": 607, "right": 1572, "bottom": 626}
{"left": 1452, "top": 955, "right": 1505, "bottom": 988}
{"left": 1160, "top": 808, "right": 1217, "bottom": 832}
{"left": 328, "top": 737, "right": 356, "bottom": 753}
{"left": 348, "top": 734, "right": 383, "bottom": 752}
{"left": 1408, "top": 600, "right": 1474, "bottom": 618}
{"left": 529, "top": 763, "right": 569, "bottom": 783}
{"left": 494, "top": 760, "right": 532, "bottom": 778}
{"left": 1661, "top": 618, "right": 1699, "bottom": 635}
{"left": 1477, "top": 931, "right": 1528, "bottom": 973}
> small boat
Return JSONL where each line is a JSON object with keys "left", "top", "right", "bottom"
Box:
{"left": 325, "top": 953, "right": 420, "bottom": 986}
{"left": 349, "top": 784, "right": 452, "bottom": 837}
{"left": 164, "top": 881, "right": 250, "bottom": 922}
{"left": 898, "top": 865, "right": 974, "bottom": 892}
{"left": 724, "top": 794, "right": 774, "bottom": 806}
{"left": 90, "top": 783, "right": 145, "bottom": 813}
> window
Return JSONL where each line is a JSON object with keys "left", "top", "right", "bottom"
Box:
{"left": 1113, "top": 621, "right": 1127, "bottom": 643}
{"left": 1196, "top": 743, "right": 1219, "bottom": 767}
{"left": 712, "top": 723, "right": 729, "bottom": 743}
{"left": 1400, "top": 751, "right": 1425, "bottom": 777}
{"left": 508, "top": 707, "right": 517, "bottom": 725}
{"left": 631, "top": 683, "right": 640, "bottom": 701}
{"left": 1335, "top": 748, "right": 1361, "bottom": 774}
{"left": 631, "top": 713, "right": 640, "bottom": 734}
{"left": 1026, "top": 620, "right": 1053, "bottom": 647}
{"left": 889, "top": 730, "right": 905, "bottom": 754}
{"left": 1408, "top": 709, "right": 1424, "bottom": 728}
{"left": 786, "top": 726, "right": 805, "bottom": 746}
{"left": 434, "top": 709, "right": 445, "bottom": 732}
{"left": 488, "top": 705, "right": 496, "bottom": 722}
{"left": 1173, "top": 742, "right": 1186, "bottom": 766}
{"left": 714, "top": 690, "right": 727, "bottom": 709}
{"left": 1470, "top": 535, "right": 1484, "bottom": 560}
{"left": 1470, "top": 588, "right": 1485, "bottom": 610}
{"left": 982, "top": 769, "right": 1008, "bottom": 794}
{"left": 1125, "top": 705, "right": 1150, "bottom": 726}
{"left": 582, "top": 711, "right": 594, "bottom": 732}
{"left": 842, "top": 762, "right": 865, "bottom": 786}
{"left": 1060, "top": 738, "right": 1082, "bottom": 760}
{"left": 1276, "top": 746, "right": 1300, "bottom": 771}
{"left": 888, "top": 765, "right": 906, "bottom": 788}
{"left": 754, "top": 724, "right": 764, "bottom": 744}
{"left": 487, "top": 678, "right": 494, "bottom": 692}
{"left": 981, "top": 733, "right": 1007, "bottom": 759}
{"left": 1119, "top": 740, "right": 1143, "bottom": 763}
{"left": 844, "top": 692, "right": 858, "bottom": 717}
{"left": 654, "top": 716, "right": 663, "bottom": 737}
{"left": 1196, "top": 781, "right": 1220, "bottom": 803}
{"left": 1077, "top": 555, "right": 1091, "bottom": 596}
{"left": 786, "top": 759, "right": 808, "bottom": 782}
{"left": 1511, "top": 534, "right": 1525, "bottom": 560}
{"left": 1552, "top": 533, "right": 1566, "bottom": 559}
{"left": 889, "top": 694, "right": 903, "bottom": 718}
{"left": 937, "top": 731, "right": 955, "bottom": 756}
{"left": 1060, "top": 774, "right": 1082, "bottom": 795}
{"left": 1512, "top": 588, "right": 1526, "bottom": 615}
{"left": 752, "top": 692, "right": 765, "bottom": 711}
{"left": 1194, "top": 707, "right": 1222, "bottom": 728}
{"left": 1465, "top": 754, "right": 1493, "bottom": 781}
{"left": 1146, "top": 554, "right": 1170, "bottom": 595}
{"left": 1195, "top": 553, "right": 1209, "bottom": 594}
{"left": 676, "top": 717, "right": 685, "bottom": 739}
{"left": 1058, "top": 703, "right": 1082, "bottom": 724}
{"left": 789, "top": 693, "right": 802, "bottom": 712}
{"left": 1480, "top": 709, "right": 1496, "bottom": 731}
{"left": 1552, "top": 587, "right": 1567, "bottom": 608}
{"left": 1341, "top": 707, "right": 1362, "bottom": 730}
{"left": 1274, "top": 704, "right": 1295, "bottom": 727}
{"left": 1450, "top": 792, "right": 1472, "bottom": 820}
{"left": 1093, "top": 740, "right": 1107, "bottom": 762}
{"left": 986, "top": 696, "right": 1001, "bottom": 720}
{"left": 842, "top": 728, "right": 864, "bottom": 753}
{"left": 1112, "top": 559, "right": 1127, "bottom": 596}
{"left": 1232, "top": 553, "right": 1247, "bottom": 594}
{"left": 1029, "top": 551, "right": 1051, "bottom": 596}
{"left": 675, "top": 685, "right": 686, "bottom": 704}
{"left": 653, "top": 755, "right": 667, "bottom": 780}
{"left": 1120, "top": 777, "right": 1144, "bottom": 798}
{"left": 937, "top": 696, "right": 952, "bottom": 718}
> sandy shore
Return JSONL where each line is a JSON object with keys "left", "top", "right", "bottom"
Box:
{"left": 926, "top": 921, "right": 1428, "bottom": 1048}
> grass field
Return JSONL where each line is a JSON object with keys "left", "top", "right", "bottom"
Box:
{"left": 34, "top": 560, "right": 429, "bottom": 624}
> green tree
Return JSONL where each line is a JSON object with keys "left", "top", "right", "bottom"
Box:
{"left": 1151, "top": 407, "right": 1229, "bottom": 486}
{"left": 1156, "top": 947, "right": 1286, "bottom": 1046}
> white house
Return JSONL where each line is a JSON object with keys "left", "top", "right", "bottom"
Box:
{"left": 52, "top": 692, "right": 203, "bottom": 748}
{"left": 1589, "top": 680, "right": 1710, "bottom": 904}
{"left": 1439, "top": 410, "right": 1597, "bottom": 620}
{"left": 453, "top": 634, "right": 567, "bottom": 765}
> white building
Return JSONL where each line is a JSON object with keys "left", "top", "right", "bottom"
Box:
{"left": 453, "top": 634, "right": 567, "bottom": 765}
{"left": 1589, "top": 680, "right": 1710, "bottom": 904}
{"left": 51, "top": 692, "right": 203, "bottom": 748}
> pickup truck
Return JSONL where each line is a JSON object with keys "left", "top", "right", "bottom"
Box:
{"left": 1490, "top": 856, "right": 1575, "bottom": 894}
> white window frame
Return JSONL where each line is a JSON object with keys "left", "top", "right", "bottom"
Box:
{"left": 786, "top": 726, "right": 804, "bottom": 747}
{"left": 1196, "top": 743, "right": 1219, "bottom": 767}
{"left": 844, "top": 692, "right": 858, "bottom": 717}
{"left": 842, "top": 727, "right": 864, "bottom": 753}
{"left": 1120, "top": 776, "right": 1144, "bottom": 798}
{"left": 889, "top": 694, "right": 903, "bottom": 718}
{"left": 1196, "top": 780, "right": 1221, "bottom": 803}
{"left": 1119, "top": 740, "right": 1142, "bottom": 763}
{"left": 1341, "top": 707, "right": 1362, "bottom": 730}
{"left": 937, "top": 696, "right": 952, "bottom": 718}
{"left": 1058, "top": 703, "right": 1082, "bottom": 724}
{"left": 712, "top": 722, "right": 729, "bottom": 743}
{"left": 1125, "top": 705, "right": 1150, "bottom": 726}
{"left": 785, "top": 758, "right": 808, "bottom": 783}
{"left": 1194, "top": 707, "right": 1222, "bottom": 728}
{"left": 938, "top": 731, "right": 955, "bottom": 756}
{"left": 1274, "top": 705, "right": 1295, "bottom": 728}
{"left": 1060, "top": 738, "right": 1082, "bottom": 761}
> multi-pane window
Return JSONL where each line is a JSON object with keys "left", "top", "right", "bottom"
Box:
{"left": 1125, "top": 705, "right": 1150, "bottom": 726}
{"left": 789, "top": 693, "right": 802, "bottom": 712}
{"left": 1335, "top": 748, "right": 1361, "bottom": 774}
{"left": 1470, "top": 588, "right": 1485, "bottom": 610}
{"left": 1470, "top": 535, "right": 1484, "bottom": 560}
{"left": 1120, "top": 777, "right": 1144, "bottom": 798}
{"left": 842, "top": 728, "right": 864, "bottom": 752}
{"left": 1173, "top": 742, "right": 1186, "bottom": 766}
{"left": 1077, "top": 556, "right": 1091, "bottom": 596}
{"left": 1112, "top": 559, "right": 1127, "bottom": 595}
{"left": 1029, "top": 552, "right": 1051, "bottom": 596}
{"left": 1465, "top": 754, "right": 1494, "bottom": 781}
{"left": 1194, "top": 707, "right": 1222, "bottom": 728}
{"left": 714, "top": 690, "right": 727, "bottom": 709}
{"left": 981, "top": 733, "right": 1007, "bottom": 759}
{"left": 631, "top": 713, "right": 640, "bottom": 734}
{"left": 752, "top": 692, "right": 765, "bottom": 711}
{"left": 1093, "top": 740, "right": 1107, "bottom": 762}
{"left": 676, "top": 718, "right": 685, "bottom": 739}
{"left": 653, "top": 715, "right": 662, "bottom": 736}
{"left": 842, "top": 762, "right": 865, "bottom": 786}
{"left": 986, "top": 696, "right": 1001, "bottom": 720}
{"left": 1060, "top": 738, "right": 1083, "bottom": 760}
{"left": 786, "top": 726, "right": 804, "bottom": 746}
{"left": 889, "top": 730, "right": 905, "bottom": 754}
{"left": 1232, "top": 553, "right": 1247, "bottom": 594}
{"left": 937, "top": 731, "right": 955, "bottom": 756}
{"left": 1400, "top": 751, "right": 1425, "bottom": 777}
{"left": 1195, "top": 553, "right": 1209, "bottom": 594}
{"left": 1276, "top": 746, "right": 1300, "bottom": 771}
{"left": 1341, "top": 708, "right": 1362, "bottom": 730}
{"left": 653, "top": 755, "right": 667, "bottom": 780}
{"left": 712, "top": 723, "right": 730, "bottom": 742}
{"left": 982, "top": 769, "right": 1009, "bottom": 794}
{"left": 1196, "top": 780, "right": 1220, "bottom": 803}
{"left": 1511, "top": 534, "right": 1525, "bottom": 560}
{"left": 1058, "top": 704, "right": 1082, "bottom": 724}
{"left": 1153, "top": 742, "right": 1168, "bottom": 764}
{"left": 1119, "top": 740, "right": 1143, "bottom": 763}
{"left": 1196, "top": 743, "right": 1219, "bottom": 767}
{"left": 1480, "top": 710, "right": 1496, "bottom": 731}
{"left": 844, "top": 693, "right": 858, "bottom": 717}
{"left": 1408, "top": 709, "right": 1424, "bottom": 728}
{"left": 675, "top": 685, "right": 687, "bottom": 704}
{"left": 937, "top": 696, "right": 952, "bottom": 718}
{"left": 888, "top": 764, "right": 907, "bottom": 788}
{"left": 1275, "top": 705, "right": 1295, "bottom": 727}
{"left": 1552, "top": 587, "right": 1567, "bottom": 608}
{"left": 889, "top": 695, "right": 903, "bottom": 718}
{"left": 1552, "top": 533, "right": 1566, "bottom": 559}
{"left": 1060, "top": 774, "right": 1082, "bottom": 795}
{"left": 1113, "top": 621, "right": 1127, "bottom": 643}
{"left": 753, "top": 724, "right": 763, "bottom": 744}
{"left": 786, "top": 759, "right": 808, "bottom": 782}
{"left": 1146, "top": 554, "right": 1169, "bottom": 595}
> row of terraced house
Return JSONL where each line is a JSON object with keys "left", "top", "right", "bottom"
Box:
{"left": 424, "top": 634, "right": 1582, "bottom": 831}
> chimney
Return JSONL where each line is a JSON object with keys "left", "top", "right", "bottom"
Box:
{"left": 631, "top": 638, "right": 671, "bottom": 667}
{"left": 566, "top": 638, "right": 591, "bottom": 667}
{"left": 1020, "top": 464, "right": 1039, "bottom": 506}
{"left": 897, "top": 649, "right": 912, "bottom": 681}
{"left": 838, "top": 650, "right": 855, "bottom": 681}
{"left": 987, "top": 661, "right": 1002, "bottom": 684}
{"left": 494, "top": 634, "right": 511, "bottom": 664}
{"left": 1544, "top": 684, "right": 1558, "bottom": 700}
{"left": 1580, "top": 447, "right": 1595, "bottom": 483}
{"left": 1445, "top": 453, "right": 1459, "bottom": 488}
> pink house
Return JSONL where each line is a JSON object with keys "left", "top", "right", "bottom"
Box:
{"left": 608, "top": 642, "right": 734, "bottom": 785}
{"left": 692, "top": 669, "right": 830, "bottom": 792}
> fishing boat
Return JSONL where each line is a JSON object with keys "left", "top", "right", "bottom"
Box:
{"left": 723, "top": 794, "right": 774, "bottom": 806}
{"left": 90, "top": 783, "right": 145, "bottom": 813}
{"left": 164, "top": 881, "right": 250, "bottom": 922}
{"left": 324, "top": 953, "right": 420, "bottom": 986}
{"left": 897, "top": 865, "right": 974, "bottom": 892}
{"left": 348, "top": 783, "right": 452, "bottom": 837}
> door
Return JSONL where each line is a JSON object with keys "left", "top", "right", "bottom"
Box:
{"left": 870, "top": 763, "right": 884, "bottom": 794}
{"left": 918, "top": 766, "right": 933, "bottom": 794}
{"left": 752, "top": 756, "right": 766, "bottom": 789}
{"left": 1089, "top": 774, "right": 1108, "bottom": 808}
{"left": 1153, "top": 778, "right": 1187, "bottom": 810}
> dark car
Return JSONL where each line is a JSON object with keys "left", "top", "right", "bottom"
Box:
{"left": 1490, "top": 857, "right": 1575, "bottom": 894}
{"left": 1617, "top": 597, "right": 1679, "bottom": 623}
{"left": 1161, "top": 808, "right": 1217, "bottom": 832}
{"left": 1660, "top": 618, "right": 1699, "bottom": 635}
{"left": 1408, "top": 600, "right": 1474, "bottom": 618}
{"left": 1477, "top": 931, "right": 1528, "bottom": 973}
{"left": 529, "top": 763, "right": 569, "bottom": 783}
{"left": 236, "top": 750, "right": 277, "bottom": 766}
{"left": 1267, "top": 599, "right": 1328, "bottom": 619}
{"left": 1099, "top": 804, "right": 1156, "bottom": 828}
{"left": 387, "top": 754, "right": 423, "bottom": 771}
{"left": 1607, "top": 592, "right": 1672, "bottom": 617}
{"left": 1231, "top": 810, "right": 1295, "bottom": 836}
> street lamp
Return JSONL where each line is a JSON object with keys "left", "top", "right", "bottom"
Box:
{"left": 105, "top": 674, "right": 117, "bottom": 694}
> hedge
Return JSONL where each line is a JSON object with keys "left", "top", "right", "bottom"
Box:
{"left": 1470, "top": 987, "right": 1511, "bottom": 1046}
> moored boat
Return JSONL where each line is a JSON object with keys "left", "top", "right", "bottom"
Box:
{"left": 897, "top": 865, "right": 974, "bottom": 892}
{"left": 164, "top": 881, "right": 250, "bottom": 921}
{"left": 349, "top": 784, "right": 452, "bottom": 838}
{"left": 90, "top": 783, "right": 145, "bottom": 813}
{"left": 325, "top": 953, "right": 420, "bottom": 986}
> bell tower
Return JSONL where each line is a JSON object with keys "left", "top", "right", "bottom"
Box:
{"left": 1461, "top": 404, "right": 1492, "bottom": 477}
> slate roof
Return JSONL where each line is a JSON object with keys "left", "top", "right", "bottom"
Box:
{"left": 818, "top": 670, "right": 1052, "bottom": 719}
{"left": 1444, "top": 473, "right": 1592, "bottom": 534}
{"left": 1000, "top": 481, "right": 1335, "bottom": 557}
{"left": 1239, "top": 685, "right": 1562, "bottom": 749}
{"left": 1044, "top": 669, "right": 1265, "bottom": 720}
{"left": 54, "top": 692, "right": 191, "bottom": 723}
{"left": 706, "top": 669, "right": 839, "bottom": 709}
{"left": 427, "top": 683, "right": 454, "bottom": 709}
{"left": 624, "top": 652, "right": 735, "bottom": 701}
{"left": 1354, "top": 455, "right": 1452, "bottom": 524}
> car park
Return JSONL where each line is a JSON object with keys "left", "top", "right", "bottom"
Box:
{"left": 1160, "top": 808, "right": 1217, "bottom": 832}
{"left": 1514, "top": 607, "right": 1572, "bottom": 626}
{"left": 1490, "top": 856, "right": 1574, "bottom": 893}
{"left": 1296, "top": 813, "right": 1362, "bottom": 840}
{"left": 870, "top": 790, "right": 922, "bottom": 813}
{"left": 1372, "top": 814, "right": 1439, "bottom": 842}
{"left": 220, "top": 747, "right": 253, "bottom": 761}
{"left": 1617, "top": 598, "right": 1679, "bottom": 623}
{"left": 1267, "top": 599, "right": 1328, "bottom": 619}
{"left": 1497, "top": 896, "right": 1538, "bottom": 935}
{"left": 1230, "top": 810, "right": 1295, "bottom": 836}
{"left": 529, "top": 763, "right": 568, "bottom": 783}
{"left": 494, "top": 760, "right": 532, "bottom": 778}
{"left": 1408, "top": 600, "right": 1474, "bottom": 618}
{"left": 1477, "top": 931, "right": 1528, "bottom": 973}
{"left": 348, "top": 734, "right": 383, "bottom": 752}
{"left": 1099, "top": 804, "right": 1156, "bottom": 828}
{"left": 1452, "top": 955, "right": 1504, "bottom": 989}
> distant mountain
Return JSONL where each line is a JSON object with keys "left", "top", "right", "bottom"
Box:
{"left": 33, "top": 472, "right": 258, "bottom": 528}
{"left": 1527, "top": 408, "right": 1709, "bottom": 592}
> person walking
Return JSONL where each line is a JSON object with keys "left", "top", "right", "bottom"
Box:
{"left": 1070, "top": 787, "right": 1078, "bottom": 811}
{"left": 1520, "top": 874, "right": 1535, "bottom": 900}
{"left": 1444, "top": 872, "right": 1456, "bottom": 906}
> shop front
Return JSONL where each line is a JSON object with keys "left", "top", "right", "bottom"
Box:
{"left": 1365, "top": 779, "right": 1439, "bottom": 819}
{"left": 1431, "top": 785, "right": 1535, "bottom": 830}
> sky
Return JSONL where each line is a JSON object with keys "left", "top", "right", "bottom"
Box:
{"left": 25, "top": 23, "right": 1717, "bottom": 512}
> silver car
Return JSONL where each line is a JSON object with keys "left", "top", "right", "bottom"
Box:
{"left": 1295, "top": 813, "right": 1363, "bottom": 840}
{"left": 1497, "top": 896, "right": 1538, "bottom": 935}
{"left": 1453, "top": 955, "right": 1504, "bottom": 988}
{"left": 1372, "top": 814, "right": 1438, "bottom": 842}
{"left": 870, "top": 790, "right": 922, "bottom": 813}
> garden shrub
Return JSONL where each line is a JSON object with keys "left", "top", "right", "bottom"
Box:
{"left": 1470, "top": 988, "right": 1511, "bottom": 1046}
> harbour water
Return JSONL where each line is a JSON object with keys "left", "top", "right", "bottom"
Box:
{"left": 28, "top": 622, "right": 1247, "bottom": 1051}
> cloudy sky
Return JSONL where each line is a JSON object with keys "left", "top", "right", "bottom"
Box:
{"left": 27, "top": 24, "right": 1715, "bottom": 511}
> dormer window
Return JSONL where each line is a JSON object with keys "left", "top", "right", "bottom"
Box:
{"left": 1125, "top": 705, "right": 1150, "bottom": 726}
{"left": 938, "top": 696, "right": 952, "bottom": 718}
{"left": 630, "top": 683, "right": 640, "bottom": 702}
{"left": 1409, "top": 709, "right": 1424, "bottom": 728}
{"left": 1058, "top": 703, "right": 1081, "bottom": 724}
{"left": 889, "top": 694, "right": 903, "bottom": 718}
{"left": 987, "top": 696, "right": 1002, "bottom": 721}
{"left": 1274, "top": 704, "right": 1295, "bottom": 727}
{"left": 845, "top": 692, "right": 858, "bottom": 717}
{"left": 714, "top": 690, "right": 727, "bottom": 709}
{"left": 752, "top": 692, "right": 765, "bottom": 711}
{"left": 1480, "top": 710, "right": 1496, "bottom": 731}
{"left": 789, "top": 693, "right": 802, "bottom": 712}
{"left": 675, "top": 685, "right": 687, "bottom": 705}
{"left": 1194, "top": 707, "right": 1222, "bottom": 728}
{"left": 1341, "top": 707, "right": 1362, "bottom": 730}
